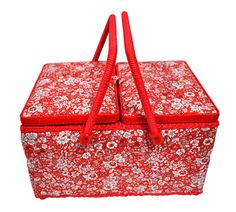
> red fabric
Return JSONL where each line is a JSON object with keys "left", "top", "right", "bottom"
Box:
{"left": 20, "top": 61, "right": 120, "bottom": 126}
{"left": 117, "top": 61, "right": 219, "bottom": 125}
{"left": 21, "top": 121, "right": 218, "bottom": 199}
{"left": 92, "top": 17, "right": 110, "bottom": 62}
{"left": 122, "top": 12, "right": 163, "bottom": 145}
{"left": 80, "top": 15, "right": 117, "bottom": 145}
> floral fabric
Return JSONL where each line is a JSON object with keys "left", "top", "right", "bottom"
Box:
{"left": 22, "top": 62, "right": 118, "bottom": 120}
{"left": 117, "top": 61, "right": 218, "bottom": 118}
{"left": 21, "top": 124, "right": 218, "bottom": 198}
{"left": 20, "top": 61, "right": 219, "bottom": 198}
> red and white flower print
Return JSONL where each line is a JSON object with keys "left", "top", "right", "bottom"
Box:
{"left": 22, "top": 62, "right": 118, "bottom": 120}
{"left": 117, "top": 61, "right": 218, "bottom": 120}
{"left": 21, "top": 123, "right": 218, "bottom": 198}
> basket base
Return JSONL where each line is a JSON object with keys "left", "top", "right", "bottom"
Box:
{"left": 36, "top": 191, "right": 203, "bottom": 199}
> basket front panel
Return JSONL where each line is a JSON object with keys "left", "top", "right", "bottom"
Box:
{"left": 21, "top": 124, "right": 217, "bottom": 198}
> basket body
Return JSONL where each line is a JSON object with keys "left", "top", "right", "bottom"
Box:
{"left": 20, "top": 60, "right": 219, "bottom": 199}
{"left": 20, "top": 59, "right": 220, "bottom": 199}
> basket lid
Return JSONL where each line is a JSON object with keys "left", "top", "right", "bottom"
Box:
{"left": 117, "top": 60, "right": 219, "bottom": 124}
{"left": 21, "top": 61, "right": 119, "bottom": 126}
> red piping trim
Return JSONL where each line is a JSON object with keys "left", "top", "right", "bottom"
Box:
{"left": 21, "top": 111, "right": 120, "bottom": 126}
{"left": 21, "top": 121, "right": 219, "bottom": 132}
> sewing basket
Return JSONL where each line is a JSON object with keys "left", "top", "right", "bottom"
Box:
{"left": 20, "top": 12, "right": 219, "bottom": 199}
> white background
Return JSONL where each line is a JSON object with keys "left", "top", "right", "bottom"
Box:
{"left": 0, "top": 0, "right": 235, "bottom": 211}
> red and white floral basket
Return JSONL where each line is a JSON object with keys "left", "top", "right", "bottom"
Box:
{"left": 20, "top": 12, "right": 219, "bottom": 199}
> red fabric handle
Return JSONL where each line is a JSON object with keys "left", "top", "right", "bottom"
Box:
{"left": 121, "top": 11, "right": 163, "bottom": 145}
{"left": 92, "top": 17, "right": 109, "bottom": 62}
{"left": 79, "top": 15, "right": 117, "bottom": 146}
